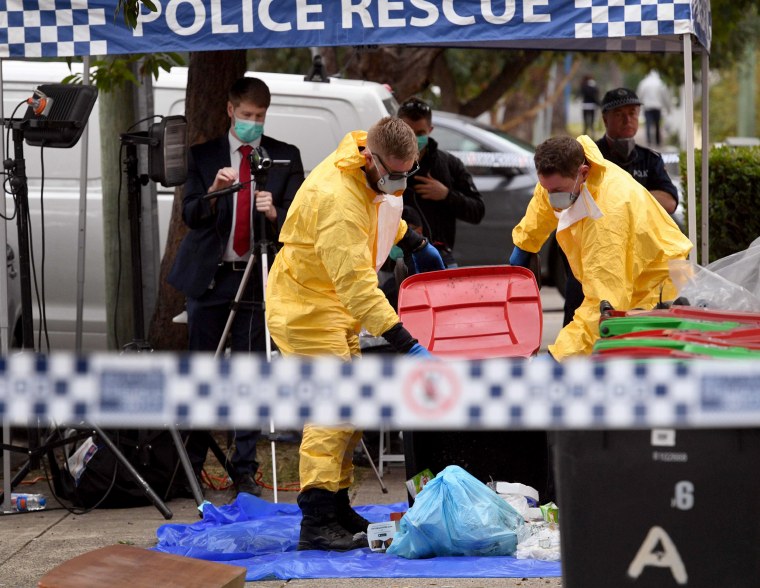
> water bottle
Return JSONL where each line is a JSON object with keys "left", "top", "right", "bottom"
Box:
{"left": 10, "top": 493, "right": 47, "bottom": 512}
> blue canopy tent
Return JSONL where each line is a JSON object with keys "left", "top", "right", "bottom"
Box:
{"left": 0, "top": 0, "right": 712, "bottom": 263}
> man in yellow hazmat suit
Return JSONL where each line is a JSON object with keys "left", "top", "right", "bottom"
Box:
{"left": 510, "top": 135, "right": 692, "bottom": 361}
{"left": 266, "top": 116, "right": 444, "bottom": 551}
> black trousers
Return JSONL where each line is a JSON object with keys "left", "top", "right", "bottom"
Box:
{"left": 184, "top": 263, "right": 264, "bottom": 480}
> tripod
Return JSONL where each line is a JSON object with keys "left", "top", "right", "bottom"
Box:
{"left": 209, "top": 148, "right": 282, "bottom": 501}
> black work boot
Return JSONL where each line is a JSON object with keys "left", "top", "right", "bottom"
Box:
{"left": 335, "top": 487, "right": 370, "bottom": 534}
{"left": 297, "top": 489, "right": 368, "bottom": 551}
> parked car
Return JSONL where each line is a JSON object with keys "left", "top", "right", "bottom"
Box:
{"left": 430, "top": 111, "right": 565, "bottom": 292}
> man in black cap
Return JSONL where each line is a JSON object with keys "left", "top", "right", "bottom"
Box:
{"left": 596, "top": 87, "right": 678, "bottom": 214}
{"left": 559, "top": 87, "right": 679, "bottom": 326}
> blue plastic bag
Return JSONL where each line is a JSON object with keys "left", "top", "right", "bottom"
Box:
{"left": 387, "top": 465, "right": 524, "bottom": 559}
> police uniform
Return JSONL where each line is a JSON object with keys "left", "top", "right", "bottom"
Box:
{"left": 596, "top": 138, "right": 678, "bottom": 207}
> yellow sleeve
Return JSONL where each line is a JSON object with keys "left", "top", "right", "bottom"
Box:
{"left": 394, "top": 219, "right": 408, "bottom": 244}
{"left": 314, "top": 186, "right": 399, "bottom": 337}
{"left": 549, "top": 207, "right": 634, "bottom": 360}
{"left": 512, "top": 183, "right": 559, "bottom": 254}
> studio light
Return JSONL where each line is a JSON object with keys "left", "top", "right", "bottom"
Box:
{"left": 147, "top": 115, "right": 187, "bottom": 187}
{"left": 22, "top": 83, "right": 98, "bottom": 149}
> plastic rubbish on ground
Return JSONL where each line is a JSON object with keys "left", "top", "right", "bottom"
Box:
{"left": 10, "top": 493, "right": 47, "bottom": 512}
{"left": 386, "top": 465, "right": 524, "bottom": 559}
{"left": 488, "top": 480, "right": 541, "bottom": 521}
{"left": 515, "top": 521, "right": 561, "bottom": 562}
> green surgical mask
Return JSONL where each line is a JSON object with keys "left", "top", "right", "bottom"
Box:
{"left": 417, "top": 134, "right": 429, "bottom": 152}
{"left": 235, "top": 118, "right": 264, "bottom": 143}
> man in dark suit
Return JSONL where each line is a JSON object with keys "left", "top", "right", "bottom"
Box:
{"left": 168, "top": 77, "right": 304, "bottom": 497}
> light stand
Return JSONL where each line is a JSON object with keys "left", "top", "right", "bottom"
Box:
{"left": 2, "top": 81, "right": 98, "bottom": 347}
{"left": 117, "top": 118, "right": 206, "bottom": 512}
{"left": 5, "top": 124, "right": 35, "bottom": 349}
{"left": 2, "top": 84, "right": 98, "bottom": 512}
{"left": 119, "top": 115, "right": 188, "bottom": 351}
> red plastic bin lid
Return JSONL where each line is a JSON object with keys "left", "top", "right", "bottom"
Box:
{"left": 397, "top": 265, "right": 543, "bottom": 359}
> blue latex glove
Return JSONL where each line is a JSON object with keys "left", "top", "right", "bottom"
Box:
{"left": 411, "top": 242, "right": 445, "bottom": 274}
{"left": 407, "top": 343, "right": 433, "bottom": 357}
{"left": 509, "top": 245, "right": 532, "bottom": 268}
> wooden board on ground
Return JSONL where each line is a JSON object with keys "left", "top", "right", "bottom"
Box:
{"left": 37, "top": 544, "right": 246, "bottom": 588}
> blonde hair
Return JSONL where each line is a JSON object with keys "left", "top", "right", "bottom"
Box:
{"left": 367, "top": 116, "right": 417, "bottom": 161}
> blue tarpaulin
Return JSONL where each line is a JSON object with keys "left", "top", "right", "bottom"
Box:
{"left": 154, "top": 495, "right": 562, "bottom": 582}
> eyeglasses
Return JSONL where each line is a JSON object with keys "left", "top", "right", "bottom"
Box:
{"left": 374, "top": 153, "right": 420, "bottom": 180}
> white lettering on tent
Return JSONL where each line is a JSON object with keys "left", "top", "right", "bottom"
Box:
{"left": 627, "top": 526, "right": 688, "bottom": 585}
{"left": 211, "top": 0, "right": 238, "bottom": 34}
{"left": 242, "top": 0, "right": 254, "bottom": 32}
{"left": 378, "top": 0, "right": 406, "bottom": 27}
{"left": 342, "top": 0, "right": 373, "bottom": 29}
{"left": 134, "top": 2, "right": 163, "bottom": 37}
{"left": 297, "top": 0, "right": 324, "bottom": 30}
{"left": 524, "top": 0, "right": 550, "bottom": 23}
{"left": 409, "top": 0, "right": 438, "bottom": 26}
{"left": 443, "top": 0, "right": 475, "bottom": 25}
{"left": 166, "top": 0, "right": 205, "bottom": 36}
{"left": 482, "top": 0, "right": 516, "bottom": 24}
{"left": 260, "top": 0, "right": 291, "bottom": 31}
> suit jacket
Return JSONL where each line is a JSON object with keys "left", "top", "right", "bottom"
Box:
{"left": 168, "top": 134, "right": 304, "bottom": 299}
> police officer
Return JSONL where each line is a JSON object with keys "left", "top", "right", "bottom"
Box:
{"left": 596, "top": 87, "right": 678, "bottom": 214}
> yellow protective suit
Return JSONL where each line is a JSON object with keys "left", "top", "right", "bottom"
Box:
{"left": 265, "top": 130, "right": 407, "bottom": 492}
{"left": 512, "top": 136, "right": 693, "bottom": 361}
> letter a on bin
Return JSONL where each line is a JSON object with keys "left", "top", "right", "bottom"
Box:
{"left": 627, "top": 525, "right": 688, "bottom": 584}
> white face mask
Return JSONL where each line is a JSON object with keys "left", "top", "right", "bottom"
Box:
{"left": 554, "top": 184, "right": 604, "bottom": 231}
{"left": 549, "top": 171, "right": 582, "bottom": 211}
{"left": 377, "top": 174, "right": 407, "bottom": 196}
{"left": 372, "top": 153, "right": 418, "bottom": 197}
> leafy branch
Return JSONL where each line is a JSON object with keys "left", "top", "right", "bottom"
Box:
{"left": 115, "top": 0, "right": 157, "bottom": 29}
{"left": 62, "top": 53, "right": 185, "bottom": 92}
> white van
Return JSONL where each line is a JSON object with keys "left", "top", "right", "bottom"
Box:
{"left": 1, "top": 60, "right": 397, "bottom": 350}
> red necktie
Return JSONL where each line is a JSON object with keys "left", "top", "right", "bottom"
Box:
{"left": 233, "top": 145, "right": 253, "bottom": 256}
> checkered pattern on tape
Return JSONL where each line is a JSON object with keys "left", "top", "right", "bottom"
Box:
{"left": 574, "top": 0, "right": 693, "bottom": 42}
{"left": 0, "top": 0, "right": 107, "bottom": 58}
{"left": 2, "top": 354, "right": 757, "bottom": 430}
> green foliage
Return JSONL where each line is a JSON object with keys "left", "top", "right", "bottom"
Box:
{"left": 699, "top": 49, "right": 760, "bottom": 143}
{"left": 115, "top": 0, "right": 156, "bottom": 29}
{"left": 62, "top": 53, "right": 185, "bottom": 92}
{"left": 680, "top": 146, "right": 760, "bottom": 261}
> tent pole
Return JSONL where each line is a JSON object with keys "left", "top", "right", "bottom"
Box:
{"left": 0, "top": 59, "right": 10, "bottom": 353}
{"left": 682, "top": 34, "right": 697, "bottom": 264}
{"left": 700, "top": 50, "right": 710, "bottom": 265}
{"left": 1, "top": 57, "right": 13, "bottom": 515}
{"left": 75, "top": 57, "right": 92, "bottom": 352}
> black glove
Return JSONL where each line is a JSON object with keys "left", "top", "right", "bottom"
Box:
{"left": 382, "top": 322, "right": 418, "bottom": 354}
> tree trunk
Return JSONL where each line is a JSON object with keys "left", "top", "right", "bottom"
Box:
{"left": 148, "top": 50, "right": 247, "bottom": 350}
{"left": 100, "top": 60, "right": 136, "bottom": 350}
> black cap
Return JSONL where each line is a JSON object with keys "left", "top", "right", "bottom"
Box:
{"left": 601, "top": 87, "right": 642, "bottom": 113}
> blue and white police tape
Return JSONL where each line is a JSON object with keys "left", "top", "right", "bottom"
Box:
{"left": 1, "top": 352, "right": 759, "bottom": 430}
